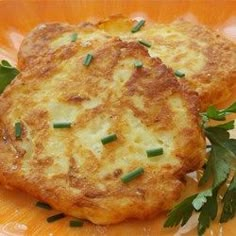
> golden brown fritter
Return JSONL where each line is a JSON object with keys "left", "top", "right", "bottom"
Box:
{"left": 18, "top": 22, "right": 111, "bottom": 71}
{"left": 98, "top": 15, "right": 236, "bottom": 110}
{"left": 18, "top": 17, "right": 236, "bottom": 111}
{"left": 0, "top": 37, "right": 205, "bottom": 224}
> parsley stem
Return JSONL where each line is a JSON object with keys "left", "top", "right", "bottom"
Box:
{"left": 121, "top": 167, "right": 144, "bottom": 183}
{"left": 131, "top": 20, "right": 145, "bottom": 33}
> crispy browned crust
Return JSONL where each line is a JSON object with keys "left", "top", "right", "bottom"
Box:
{"left": 98, "top": 15, "right": 236, "bottom": 111}
{"left": 18, "top": 17, "right": 236, "bottom": 111}
{"left": 172, "top": 19, "right": 236, "bottom": 110}
{"left": 0, "top": 25, "right": 205, "bottom": 224}
{"left": 17, "top": 22, "right": 111, "bottom": 71}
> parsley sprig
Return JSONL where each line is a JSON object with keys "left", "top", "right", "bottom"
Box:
{"left": 0, "top": 60, "right": 19, "bottom": 94}
{"left": 164, "top": 102, "right": 236, "bottom": 235}
{"left": 201, "top": 102, "right": 236, "bottom": 122}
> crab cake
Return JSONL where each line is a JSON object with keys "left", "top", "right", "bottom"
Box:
{"left": 0, "top": 38, "right": 205, "bottom": 224}
{"left": 98, "top": 15, "right": 236, "bottom": 110}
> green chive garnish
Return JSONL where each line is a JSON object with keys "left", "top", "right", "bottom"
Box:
{"left": 36, "top": 201, "right": 52, "bottom": 210}
{"left": 175, "top": 70, "right": 185, "bottom": 78}
{"left": 53, "top": 122, "right": 71, "bottom": 128}
{"left": 83, "top": 54, "right": 93, "bottom": 66}
{"left": 134, "top": 60, "right": 143, "bottom": 68}
{"left": 146, "top": 148, "right": 164, "bottom": 157}
{"left": 15, "top": 122, "right": 22, "bottom": 139}
{"left": 101, "top": 134, "right": 117, "bottom": 145}
{"left": 71, "top": 33, "right": 78, "bottom": 42}
{"left": 69, "top": 219, "right": 84, "bottom": 227}
{"left": 131, "top": 20, "right": 145, "bottom": 33}
{"left": 121, "top": 167, "right": 144, "bottom": 183}
{"left": 47, "top": 213, "right": 65, "bottom": 223}
{"left": 138, "top": 40, "right": 151, "bottom": 48}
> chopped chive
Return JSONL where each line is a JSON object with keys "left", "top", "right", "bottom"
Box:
{"left": 121, "top": 167, "right": 144, "bottom": 183}
{"left": 69, "top": 219, "right": 84, "bottom": 227}
{"left": 146, "top": 148, "right": 164, "bottom": 157}
{"left": 47, "top": 213, "right": 65, "bottom": 223}
{"left": 134, "top": 60, "right": 143, "bottom": 68}
{"left": 175, "top": 70, "right": 185, "bottom": 78}
{"left": 138, "top": 40, "right": 151, "bottom": 48}
{"left": 131, "top": 20, "right": 145, "bottom": 33}
{"left": 83, "top": 54, "right": 93, "bottom": 66}
{"left": 101, "top": 134, "right": 117, "bottom": 145}
{"left": 36, "top": 201, "right": 52, "bottom": 210}
{"left": 15, "top": 122, "right": 22, "bottom": 139}
{"left": 53, "top": 122, "right": 71, "bottom": 128}
{"left": 71, "top": 33, "right": 78, "bottom": 42}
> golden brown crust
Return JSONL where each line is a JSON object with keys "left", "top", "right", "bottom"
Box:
{"left": 18, "top": 16, "right": 236, "bottom": 111}
{"left": 172, "top": 20, "right": 236, "bottom": 110}
{"left": 0, "top": 27, "right": 205, "bottom": 224}
{"left": 97, "top": 16, "right": 236, "bottom": 111}
{"left": 18, "top": 22, "right": 111, "bottom": 71}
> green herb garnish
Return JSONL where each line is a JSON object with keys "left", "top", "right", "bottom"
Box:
{"left": 15, "top": 122, "right": 22, "bottom": 139}
{"left": 164, "top": 194, "right": 197, "bottom": 227}
{"left": 164, "top": 103, "right": 236, "bottom": 235}
{"left": 201, "top": 102, "right": 236, "bottom": 122}
{"left": 121, "top": 167, "right": 144, "bottom": 183}
{"left": 71, "top": 33, "right": 78, "bottom": 42}
{"left": 215, "top": 120, "right": 235, "bottom": 130}
{"left": 36, "top": 201, "right": 52, "bottom": 210}
{"left": 101, "top": 134, "right": 117, "bottom": 145}
{"left": 174, "top": 70, "right": 185, "bottom": 78}
{"left": 2, "top": 60, "right": 12, "bottom": 67}
{"left": 47, "top": 213, "right": 65, "bottom": 223}
{"left": 138, "top": 40, "right": 151, "bottom": 48}
{"left": 134, "top": 60, "right": 143, "bottom": 68}
{"left": 146, "top": 148, "right": 163, "bottom": 157}
{"left": 220, "top": 177, "right": 236, "bottom": 223}
{"left": 131, "top": 20, "right": 145, "bottom": 33}
{"left": 69, "top": 219, "right": 84, "bottom": 227}
{"left": 0, "top": 60, "right": 19, "bottom": 94}
{"left": 53, "top": 122, "right": 71, "bottom": 128}
{"left": 83, "top": 54, "right": 93, "bottom": 66}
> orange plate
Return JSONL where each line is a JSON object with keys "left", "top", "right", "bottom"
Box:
{"left": 0, "top": 0, "right": 235, "bottom": 235}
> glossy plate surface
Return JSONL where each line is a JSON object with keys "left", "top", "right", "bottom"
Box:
{"left": 0, "top": 1, "right": 235, "bottom": 235}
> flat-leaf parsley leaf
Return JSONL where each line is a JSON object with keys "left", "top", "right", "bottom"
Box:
{"left": 0, "top": 60, "right": 19, "bottom": 94}
{"left": 164, "top": 102, "right": 236, "bottom": 235}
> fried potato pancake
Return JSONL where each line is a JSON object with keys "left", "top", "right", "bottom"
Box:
{"left": 0, "top": 30, "right": 205, "bottom": 224}
{"left": 18, "top": 22, "right": 111, "bottom": 71}
{"left": 98, "top": 15, "right": 236, "bottom": 110}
